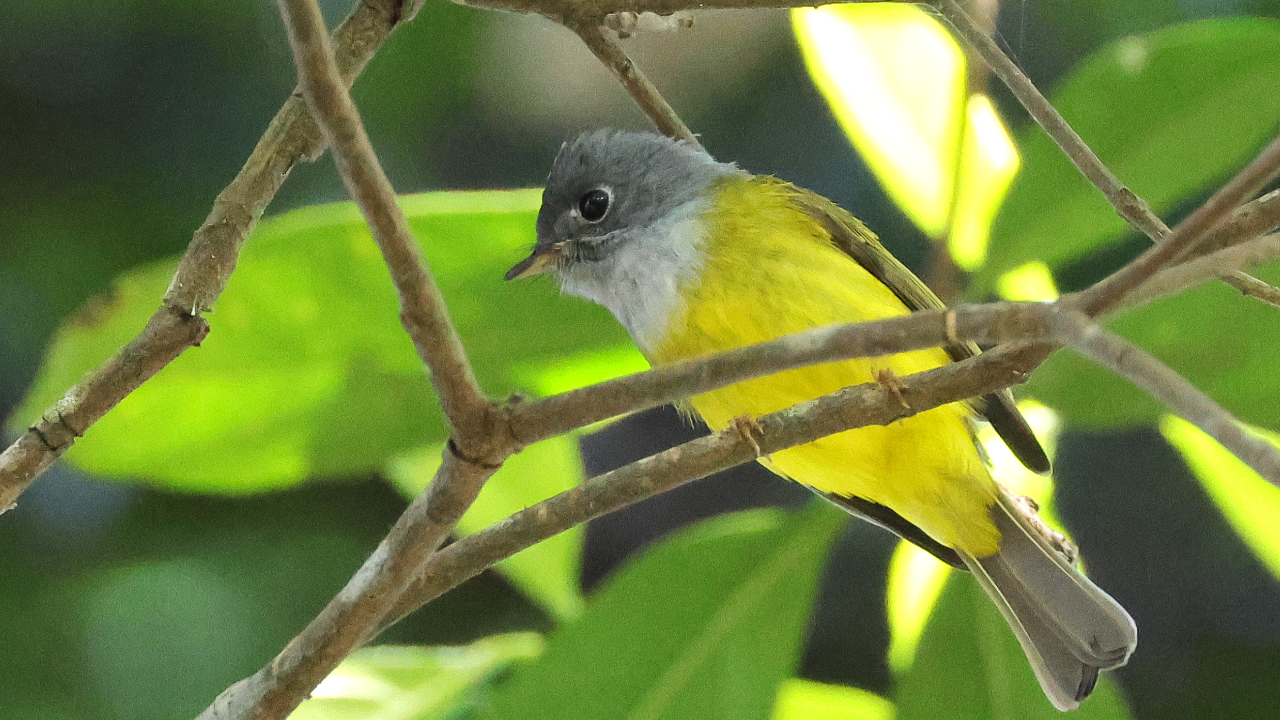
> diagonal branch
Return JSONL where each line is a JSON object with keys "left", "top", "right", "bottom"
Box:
{"left": 1120, "top": 232, "right": 1280, "bottom": 310}
{"left": 933, "top": 0, "right": 1280, "bottom": 316}
{"left": 567, "top": 18, "right": 702, "bottom": 148}
{"left": 1054, "top": 311, "right": 1280, "bottom": 484}
{"left": 0, "top": 0, "right": 425, "bottom": 513}
{"left": 1077, "top": 133, "right": 1280, "bottom": 316}
{"left": 280, "top": 0, "right": 490, "bottom": 444}
{"left": 929, "top": 0, "right": 1169, "bottom": 244}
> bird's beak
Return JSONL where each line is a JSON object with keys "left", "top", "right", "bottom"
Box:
{"left": 505, "top": 242, "right": 563, "bottom": 281}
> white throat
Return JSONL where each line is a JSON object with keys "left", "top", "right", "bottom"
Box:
{"left": 555, "top": 198, "right": 710, "bottom": 352}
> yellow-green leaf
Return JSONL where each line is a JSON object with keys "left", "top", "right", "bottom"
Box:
{"left": 1160, "top": 415, "right": 1280, "bottom": 581}
{"left": 772, "top": 678, "right": 894, "bottom": 720}
{"left": 289, "top": 634, "right": 544, "bottom": 720}
{"left": 948, "top": 95, "right": 1020, "bottom": 270}
{"left": 793, "top": 4, "right": 966, "bottom": 238}
{"left": 793, "top": 4, "right": 1018, "bottom": 259}
{"left": 11, "top": 190, "right": 640, "bottom": 492}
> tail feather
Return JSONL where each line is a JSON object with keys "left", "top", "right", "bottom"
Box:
{"left": 960, "top": 489, "right": 1137, "bottom": 711}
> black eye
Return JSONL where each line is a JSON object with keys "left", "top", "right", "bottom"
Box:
{"left": 578, "top": 188, "right": 611, "bottom": 222}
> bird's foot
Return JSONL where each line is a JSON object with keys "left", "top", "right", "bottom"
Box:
{"left": 1010, "top": 493, "right": 1079, "bottom": 564}
{"left": 875, "top": 368, "right": 911, "bottom": 410}
{"left": 730, "top": 414, "right": 767, "bottom": 460}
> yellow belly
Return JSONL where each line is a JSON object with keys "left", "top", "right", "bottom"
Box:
{"left": 648, "top": 178, "right": 999, "bottom": 556}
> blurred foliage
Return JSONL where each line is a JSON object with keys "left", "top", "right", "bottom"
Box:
{"left": 793, "top": 4, "right": 1020, "bottom": 270}
{"left": 291, "top": 635, "right": 545, "bottom": 720}
{"left": 5, "top": 1, "right": 1280, "bottom": 720}
{"left": 11, "top": 191, "right": 637, "bottom": 490}
{"left": 977, "top": 18, "right": 1280, "bottom": 292}
{"left": 1161, "top": 416, "right": 1280, "bottom": 582}
{"left": 472, "top": 504, "right": 844, "bottom": 720}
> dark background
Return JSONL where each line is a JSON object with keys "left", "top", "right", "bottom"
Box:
{"left": 3, "top": 1, "right": 1280, "bottom": 718}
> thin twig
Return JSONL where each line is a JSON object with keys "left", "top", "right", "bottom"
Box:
{"left": 1054, "top": 311, "right": 1280, "bottom": 484}
{"left": 1185, "top": 189, "right": 1280, "bottom": 261}
{"left": 568, "top": 19, "right": 702, "bottom": 148}
{"left": 0, "top": 308, "right": 208, "bottom": 511}
{"left": 0, "top": 0, "right": 423, "bottom": 512}
{"left": 1223, "top": 271, "right": 1280, "bottom": 309}
{"left": 1120, "top": 233, "right": 1280, "bottom": 310}
{"left": 930, "top": 0, "right": 1170, "bottom": 244}
{"left": 1077, "top": 133, "right": 1280, "bottom": 316}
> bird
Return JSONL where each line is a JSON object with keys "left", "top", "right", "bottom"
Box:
{"left": 506, "top": 129, "right": 1136, "bottom": 710}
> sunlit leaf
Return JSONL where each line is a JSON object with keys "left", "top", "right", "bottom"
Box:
{"left": 895, "top": 575, "right": 1133, "bottom": 720}
{"left": 11, "top": 190, "right": 640, "bottom": 492}
{"left": 997, "top": 261, "right": 1061, "bottom": 302}
{"left": 289, "top": 634, "right": 544, "bottom": 720}
{"left": 476, "top": 503, "right": 846, "bottom": 720}
{"left": 793, "top": 4, "right": 966, "bottom": 238}
{"left": 975, "top": 18, "right": 1280, "bottom": 292}
{"left": 885, "top": 542, "right": 951, "bottom": 673}
{"left": 793, "top": 5, "right": 1019, "bottom": 258}
{"left": 385, "top": 436, "right": 585, "bottom": 620}
{"left": 949, "top": 95, "right": 1021, "bottom": 271}
{"left": 1027, "top": 259, "right": 1280, "bottom": 428}
{"left": 1160, "top": 415, "right": 1280, "bottom": 581}
{"left": 771, "top": 678, "right": 894, "bottom": 720}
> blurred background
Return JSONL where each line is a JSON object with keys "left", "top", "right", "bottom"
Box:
{"left": 3, "top": 1, "right": 1280, "bottom": 718}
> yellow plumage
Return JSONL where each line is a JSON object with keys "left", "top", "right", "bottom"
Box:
{"left": 648, "top": 175, "right": 1000, "bottom": 556}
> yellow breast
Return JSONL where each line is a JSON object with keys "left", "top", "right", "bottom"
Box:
{"left": 648, "top": 176, "right": 998, "bottom": 555}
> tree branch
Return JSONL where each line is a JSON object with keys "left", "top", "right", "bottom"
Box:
{"left": 929, "top": 0, "right": 1169, "bottom": 244}
{"left": 0, "top": 0, "right": 424, "bottom": 512}
{"left": 1121, "top": 232, "right": 1280, "bottom": 310}
{"left": 385, "top": 339, "right": 1040, "bottom": 631}
{"left": 281, "top": 0, "right": 491, "bottom": 446}
{"left": 510, "top": 302, "right": 1057, "bottom": 443}
{"left": 1077, "top": 133, "right": 1280, "bottom": 316}
{"left": 1054, "top": 311, "right": 1280, "bottom": 484}
{"left": 200, "top": 448, "right": 497, "bottom": 720}
{"left": 383, "top": 307, "right": 1280, "bottom": 632}
{"left": 568, "top": 18, "right": 702, "bottom": 148}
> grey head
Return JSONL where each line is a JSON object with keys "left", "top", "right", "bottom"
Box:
{"left": 506, "top": 130, "right": 744, "bottom": 347}
{"left": 506, "top": 130, "right": 743, "bottom": 280}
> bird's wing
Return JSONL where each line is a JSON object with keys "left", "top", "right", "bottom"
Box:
{"left": 778, "top": 178, "right": 1051, "bottom": 475}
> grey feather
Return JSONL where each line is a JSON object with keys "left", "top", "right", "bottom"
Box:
{"left": 960, "top": 488, "right": 1137, "bottom": 711}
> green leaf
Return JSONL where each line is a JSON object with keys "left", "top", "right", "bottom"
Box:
{"left": 288, "top": 634, "right": 544, "bottom": 720}
{"left": 476, "top": 503, "right": 846, "bottom": 720}
{"left": 771, "top": 678, "right": 893, "bottom": 720}
{"left": 895, "top": 574, "right": 1133, "bottom": 720}
{"left": 1160, "top": 415, "right": 1280, "bottom": 582}
{"left": 975, "top": 18, "right": 1280, "bottom": 292}
{"left": 386, "top": 436, "right": 585, "bottom": 621}
{"left": 11, "top": 190, "right": 641, "bottom": 492}
{"left": 1026, "top": 259, "right": 1280, "bottom": 428}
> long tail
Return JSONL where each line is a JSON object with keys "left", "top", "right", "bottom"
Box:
{"left": 959, "top": 488, "right": 1137, "bottom": 711}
